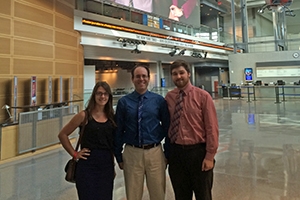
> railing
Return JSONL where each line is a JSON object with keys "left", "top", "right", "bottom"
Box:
{"left": 221, "top": 85, "right": 300, "bottom": 102}
{"left": 222, "top": 86, "right": 242, "bottom": 99}
{"left": 275, "top": 85, "right": 300, "bottom": 103}
{"left": 18, "top": 105, "right": 79, "bottom": 154}
{"left": 247, "top": 36, "right": 300, "bottom": 52}
{"left": 241, "top": 86, "right": 256, "bottom": 102}
{"left": 78, "top": 1, "right": 300, "bottom": 53}
{"left": 77, "top": 0, "right": 233, "bottom": 44}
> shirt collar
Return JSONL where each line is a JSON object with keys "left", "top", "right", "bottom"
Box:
{"left": 132, "top": 90, "right": 149, "bottom": 99}
{"left": 175, "top": 82, "right": 192, "bottom": 95}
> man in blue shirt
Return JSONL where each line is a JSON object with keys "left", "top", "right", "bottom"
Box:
{"left": 114, "top": 64, "right": 170, "bottom": 200}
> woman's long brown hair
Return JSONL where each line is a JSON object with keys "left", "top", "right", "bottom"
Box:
{"left": 85, "top": 81, "right": 116, "bottom": 127}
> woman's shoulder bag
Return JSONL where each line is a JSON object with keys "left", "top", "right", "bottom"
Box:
{"left": 64, "top": 110, "right": 87, "bottom": 183}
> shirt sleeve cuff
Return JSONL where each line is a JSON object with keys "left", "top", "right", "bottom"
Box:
{"left": 116, "top": 155, "right": 123, "bottom": 163}
{"left": 205, "top": 152, "right": 216, "bottom": 161}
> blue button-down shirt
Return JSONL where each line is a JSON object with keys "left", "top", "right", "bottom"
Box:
{"left": 114, "top": 90, "right": 170, "bottom": 163}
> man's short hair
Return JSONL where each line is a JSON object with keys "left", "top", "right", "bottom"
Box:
{"left": 131, "top": 63, "right": 150, "bottom": 78}
{"left": 170, "top": 60, "right": 190, "bottom": 74}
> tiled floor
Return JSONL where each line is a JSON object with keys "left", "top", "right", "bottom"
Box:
{"left": 1, "top": 99, "right": 300, "bottom": 200}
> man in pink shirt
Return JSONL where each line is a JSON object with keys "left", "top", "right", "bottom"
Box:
{"left": 165, "top": 59, "right": 219, "bottom": 200}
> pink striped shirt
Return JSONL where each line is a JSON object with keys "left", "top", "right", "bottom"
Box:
{"left": 165, "top": 82, "right": 219, "bottom": 161}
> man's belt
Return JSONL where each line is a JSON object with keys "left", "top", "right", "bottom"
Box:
{"left": 126, "top": 143, "right": 161, "bottom": 149}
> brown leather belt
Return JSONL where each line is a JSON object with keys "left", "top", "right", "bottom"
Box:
{"left": 127, "top": 143, "right": 160, "bottom": 149}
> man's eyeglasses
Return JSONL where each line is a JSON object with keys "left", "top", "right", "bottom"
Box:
{"left": 96, "top": 92, "right": 109, "bottom": 97}
{"left": 134, "top": 75, "right": 149, "bottom": 79}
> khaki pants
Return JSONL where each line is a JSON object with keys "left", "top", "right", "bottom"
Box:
{"left": 123, "top": 144, "right": 166, "bottom": 200}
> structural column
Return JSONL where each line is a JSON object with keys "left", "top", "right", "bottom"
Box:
{"left": 190, "top": 64, "right": 195, "bottom": 86}
{"left": 156, "top": 61, "right": 163, "bottom": 88}
{"left": 240, "top": 0, "right": 249, "bottom": 53}
{"left": 231, "top": 0, "right": 237, "bottom": 53}
{"left": 272, "top": 5, "right": 288, "bottom": 51}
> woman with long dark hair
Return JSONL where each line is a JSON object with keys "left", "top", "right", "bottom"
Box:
{"left": 59, "top": 81, "right": 116, "bottom": 200}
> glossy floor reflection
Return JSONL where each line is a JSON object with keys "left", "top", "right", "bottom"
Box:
{"left": 1, "top": 99, "right": 300, "bottom": 200}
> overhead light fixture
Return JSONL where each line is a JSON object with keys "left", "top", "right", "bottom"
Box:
{"left": 169, "top": 47, "right": 178, "bottom": 57}
{"left": 191, "top": 52, "right": 202, "bottom": 58}
{"left": 131, "top": 45, "right": 141, "bottom": 54}
{"left": 100, "top": 69, "right": 118, "bottom": 73}
{"left": 117, "top": 38, "right": 147, "bottom": 47}
{"left": 256, "top": 3, "right": 294, "bottom": 15}
{"left": 178, "top": 49, "right": 186, "bottom": 56}
{"left": 117, "top": 38, "right": 124, "bottom": 42}
{"left": 257, "top": 8, "right": 264, "bottom": 13}
{"left": 283, "top": 6, "right": 296, "bottom": 17}
{"left": 128, "top": 40, "right": 141, "bottom": 45}
{"left": 257, "top": 3, "right": 268, "bottom": 14}
{"left": 169, "top": 49, "right": 177, "bottom": 57}
{"left": 191, "top": 51, "right": 207, "bottom": 59}
{"left": 118, "top": 38, "right": 128, "bottom": 47}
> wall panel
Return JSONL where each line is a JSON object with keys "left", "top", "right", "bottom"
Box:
{"left": 78, "top": 46, "right": 84, "bottom": 62}
{"left": 14, "top": 21, "right": 53, "bottom": 42}
{"left": 0, "top": 78, "right": 12, "bottom": 96}
{"left": 14, "top": 40, "right": 53, "bottom": 58}
{"left": 14, "top": 2, "right": 53, "bottom": 26}
{"left": 0, "top": 78, "right": 12, "bottom": 122}
{"left": 55, "top": 1, "right": 73, "bottom": 19}
{"left": 55, "top": 15, "right": 74, "bottom": 32}
{"left": 55, "top": 31, "right": 77, "bottom": 47}
{"left": 0, "top": 0, "right": 83, "bottom": 150}
{"left": 72, "top": 77, "right": 79, "bottom": 92}
{"left": 0, "top": 58, "right": 10, "bottom": 74}
{"left": 0, "top": 1, "right": 11, "bottom": 15}
{"left": 1, "top": 126, "right": 18, "bottom": 160}
{"left": 0, "top": 17, "right": 11, "bottom": 35}
{"left": 13, "top": 59, "right": 53, "bottom": 75}
{"left": 55, "top": 63, "right": 78, "bottom": 75}
{"left": 55, "top": 46, "right": 77, "bottom": 60}
{"left": 229, "top": 51, "right": 300, "bottom": 84}
{"left": 21, "top": 0, "right": 54, "bottom": 11}
{"left": 0, "top": 37, "right": 11, "bottom": 54}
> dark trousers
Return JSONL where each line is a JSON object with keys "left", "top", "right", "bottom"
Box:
{"left": 75, "top": 149, "right": 114, "bottom": 200}
{"left": 168, "top": 143, "right": 214, "bottom": 200}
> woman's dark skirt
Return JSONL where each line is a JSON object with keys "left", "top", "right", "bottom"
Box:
{"left": 75, "top": 149, "right": 114, "bottom": 200}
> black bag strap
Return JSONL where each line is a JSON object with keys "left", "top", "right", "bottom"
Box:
{"left": 74, "top": 110, "right": 88, "bottom": 152}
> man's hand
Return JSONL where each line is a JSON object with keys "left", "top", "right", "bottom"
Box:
{"left": 118, "top": 162, "right": 124, "bottom": 170}
{"left": 202, "top": 159, "right": 214, "bottom": 171}
{"left": 165, "top": 158, "right": 168, "bottom": 169}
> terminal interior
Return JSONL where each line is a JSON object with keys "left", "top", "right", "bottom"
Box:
{"left": 0, "top": 0, "right": 300, "bottom": 199}
{"left": 1, "top": 99, "right": 300, "bottom": 200}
